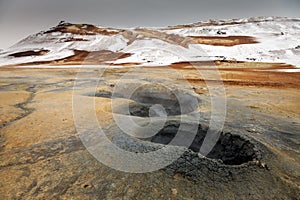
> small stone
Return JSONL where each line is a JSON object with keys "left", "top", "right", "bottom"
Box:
{"left": 215, "top": 60, "right": 222, "bottom": 65}
{"left": 217, "top": 30, "right": 226, "bottom": 35}
{"left": 82, "top": 183, "right": 92, "bottom": 189}
{"left": 171, "top": 188, "right": 178, "bottom": 196}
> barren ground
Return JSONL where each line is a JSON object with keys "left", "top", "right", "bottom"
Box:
{"left": 0, "top": 63, "right": 299, "bottom": 199}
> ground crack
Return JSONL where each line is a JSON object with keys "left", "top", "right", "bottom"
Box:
{"left": 0, "top": 84, "right": 37, "bottom": 129}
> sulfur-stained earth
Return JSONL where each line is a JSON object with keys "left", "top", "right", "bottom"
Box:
{"left": 0, "top": 63, "right": 299, "bottom": 199}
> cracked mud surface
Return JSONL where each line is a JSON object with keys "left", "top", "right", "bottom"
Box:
{"left": 0, "top": 66, "right": 299, "bottom": 199}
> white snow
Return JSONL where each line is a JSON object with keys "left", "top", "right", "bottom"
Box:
{"left": 0, "top": 32, "right": 128, "bottom": 66}
{"left": 114, "top": 38, "right": 214, "bottom": 66}
{"left": 13, "top": 65, "right": 125, "bottom": 69}
{"left": 68, "top": 34, "right": 128, "bottom": 52}
{"left": 162, "top": 17, "right": 300, "bottom": 67}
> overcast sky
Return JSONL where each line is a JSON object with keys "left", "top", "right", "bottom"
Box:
{"left": 0, "top": 0, "right": 299, "bottom": 49}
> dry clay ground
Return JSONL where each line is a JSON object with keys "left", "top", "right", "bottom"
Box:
{"left": 0, "top": 62, "right": 299, "bottom": 199}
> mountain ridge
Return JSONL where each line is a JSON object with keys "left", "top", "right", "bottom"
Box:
{"left": 0, "top": 16, "right": 299, "bottom": 69}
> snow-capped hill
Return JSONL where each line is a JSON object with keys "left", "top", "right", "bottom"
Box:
{"left": 167, "top": 16, "right": 300, "bottom": 28}
{"left": 0, "top": 17, "right": 299, "bottom": 68}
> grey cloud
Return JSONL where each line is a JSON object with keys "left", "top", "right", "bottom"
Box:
{"left": 0, "top": 0, "right": 299, "bottom": 49}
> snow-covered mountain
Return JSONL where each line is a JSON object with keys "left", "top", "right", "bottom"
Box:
{"left": 0, "top": 17, "right": 299, "bottom": 68}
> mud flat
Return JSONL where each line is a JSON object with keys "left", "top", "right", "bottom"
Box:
{"left": 0, "top": 63, "right": 299, "bottom": 199}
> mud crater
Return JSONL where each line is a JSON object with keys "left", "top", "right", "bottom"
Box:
{"left": 147, "top": 123, "right": 257, "bottom": 165}
{"left": 92, "top": 83, "right": 200, "bottom": 117}
{"left": 93, "top": 86, "right": 257, "bottom": 166}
